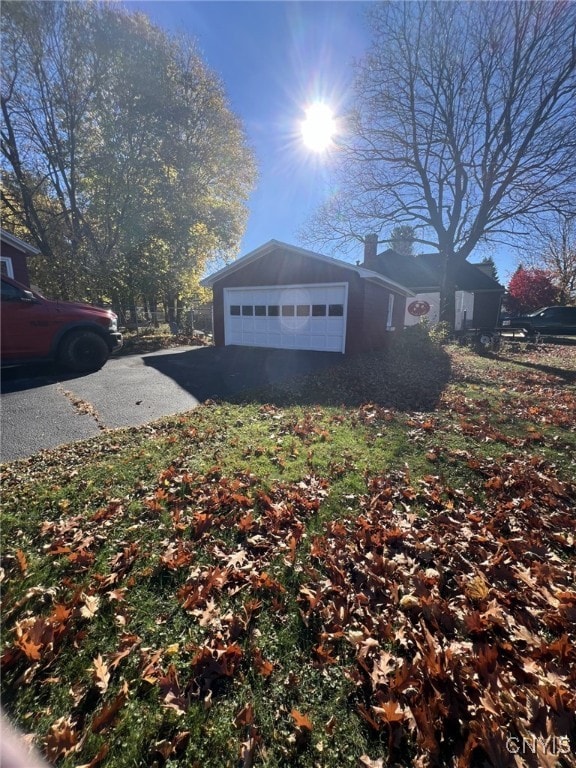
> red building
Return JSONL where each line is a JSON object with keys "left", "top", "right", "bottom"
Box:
{"left": 0, "top": 230, "right": 39, "bottom": 287}
{"left": 202, "top": 240, "right": 413, "bottom": 355}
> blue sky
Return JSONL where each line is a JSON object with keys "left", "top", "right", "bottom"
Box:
{"left": 125, "top": 1, "right": 517, "bottom": 283}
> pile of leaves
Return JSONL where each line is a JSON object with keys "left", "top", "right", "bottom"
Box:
{"left": 1, "top": 343, "right": 575, "bottom": 767}
{"left": 303, "top": 454, "right": 576, "bottom": 767}
{"left": 232, "top": 332, "right": 452, "bottom": 411}
{"left": 118, "top": 330, "right": 212, "bottom": 357}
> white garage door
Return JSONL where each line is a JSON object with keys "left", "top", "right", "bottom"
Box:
{"left": 224, "top": 283, "right": 348, "bottom": 353}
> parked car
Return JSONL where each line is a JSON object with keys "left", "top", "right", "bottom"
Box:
{"left": 499, "top": 306, "right": 576, "bottom": 336}
{"left": 1, "top": 275, "right": 122, "bottom": 372}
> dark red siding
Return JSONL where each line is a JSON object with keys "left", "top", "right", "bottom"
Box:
{"left": 0, "top": 241, "right": 31, "bottom": 286}
{"left": 212, "top": 245, "right": 407, "bottom": 354}
{"left": 360, "top": 281, "right": 405, "bottom": 351}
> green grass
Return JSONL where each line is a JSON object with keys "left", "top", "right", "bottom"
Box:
{"left": 1, "top": 338, "right": 575, "bottom": 768}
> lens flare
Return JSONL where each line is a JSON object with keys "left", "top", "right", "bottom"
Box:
{"left": 301, "top": 102, "right": 336, "bottom": 152}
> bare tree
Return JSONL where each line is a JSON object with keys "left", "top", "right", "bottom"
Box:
{"left": 522, "top": 213, "right": 576, "bottom": 303}
{"left": 304, "top": 1, "right": 576, "bottom": 327}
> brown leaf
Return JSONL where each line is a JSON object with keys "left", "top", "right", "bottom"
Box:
{"left": 92, "top": 654, "right": 110, "bottom": 694}
{"left": 358, "top": 757, "right": 384, "bottom": 768}
{"left": 313, "top": 643, "right": 337, "bottom": 666}
{"left": 291, "top": 709, "right": 313, "bottom": 732}
{"left": 91, "top": 681, "right": 129, "bottom": 733}
{"left": 357, "top": 703, "right": 382, "bottom": 731}
{"left": 80, "top": 593, "right": 100, "bottom": 619}
{"left": 234, "top": 703, "right": 254, "bottom": 728}
{"left": 45, "top": 716, "right": 78, "bottom": 762}
{"left": 17, "top": 634, "right": 43, "bottom": 661}
{"left": 75, "top": 743, "right": 110, "bottom": 768}
{"left": 109, "top": 634, "right": 141, "bottom": 671}
{"left": 252, "top": 647, "right": 274, "bottom": 677}
{"left": 240, "top": 729, "right": 260, "bottom": 768}
{"left": 106, "top": 588, "right": 127, "bottom": 602}
{"left": 15, "top": 549, "right": 28, "bottom": 574}
{"left": 465, "top": 574, "right": 489, "bottom": 601}
{"left": 325, "top": 715, "right": 337, "bottom": 735}
{"left": 14, "top": 617, "right": 50, "bottom": 661}
{"left": 373, "top": 700, "right": 407, "bottom": 723}
{"left": 159, "top": 663, "right": 187, "bottom": 714}
{"left": 50, "top": 603, "right": 72, "bottom": 624}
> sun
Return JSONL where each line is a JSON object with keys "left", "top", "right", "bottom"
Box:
{"left": 301, "top": 102, "right": 336, "bottom": 152}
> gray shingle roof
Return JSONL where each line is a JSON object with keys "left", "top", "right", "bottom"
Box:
{"left": 368, "top": 249, "right": 504, "bottom": 292}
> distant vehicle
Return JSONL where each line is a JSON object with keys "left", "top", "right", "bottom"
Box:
{"left": 1, "top": 275, "right": 122, "bottom": 372}
{"left": 500, "top": 306, "right": 576, "bottom": 336}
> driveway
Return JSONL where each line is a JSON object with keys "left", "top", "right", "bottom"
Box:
{"left": 1, "top": 346, "right": 341, "bottom": 462}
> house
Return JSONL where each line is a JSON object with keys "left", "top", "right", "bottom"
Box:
{"left": 362, "top": 238, "right": 505, "bottom": 330}
{"left": 201, "top": 240, "right": 414, "bottom": 354}
{"left": 0, "top": 230, "right": 40, "bottom": 288}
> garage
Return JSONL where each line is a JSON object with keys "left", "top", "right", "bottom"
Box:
{"left": 224, "top": 284, "right": 347, "bottom": 352}
{"left": 202, "top": 240, "right": 413, "bottom": 355}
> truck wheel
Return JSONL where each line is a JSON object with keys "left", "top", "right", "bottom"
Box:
{"left": 58, "top": 330, "right": 110, "bottom": 372}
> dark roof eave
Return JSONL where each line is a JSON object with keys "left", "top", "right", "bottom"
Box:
{"left": 366, "top": 276, "right": 414, "bottom": 296}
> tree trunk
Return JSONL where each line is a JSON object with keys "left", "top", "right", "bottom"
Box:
{"left": 147, "top": 295, "right": 159, "bottom": 327}
{"left": 439, "top": 254, "right": 459, "bottom": 330}
{"left": 176, "top": 296, "right": 184, "bottom": 328}
{"left": 165, "top": 293, "right": 176, "bottom": 326}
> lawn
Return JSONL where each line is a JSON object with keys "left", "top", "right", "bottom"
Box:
{"left": 1, "top": 334, "right": 575, "bottom": 768}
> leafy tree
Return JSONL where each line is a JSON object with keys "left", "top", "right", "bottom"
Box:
{"left": 523, "top": 213, "right": 576, "bottom": 304}
{"left": 1, "top": 2, "right": 256, "bottom": 312}
{"left": 305, "top": 1, "right": 576, "bottom": 328}
{"left": 478, "top": 257, "right": 500, "bottom": 283}
{"left": 389, "top": 225, "right": 415, "bottom": 256}
{"left": 505, "top": 266, "right": 559, "bottom": 314}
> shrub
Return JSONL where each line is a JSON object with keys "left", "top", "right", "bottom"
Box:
{"left": 389, "top": 322, "right": 441, "bottom": 357}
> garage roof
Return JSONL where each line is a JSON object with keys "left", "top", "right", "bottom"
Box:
{"left": 0, "top": 230, "right": 41, "bottom": 256}
{"left": 201, "top": 240, "right": 414, "bottom": 296}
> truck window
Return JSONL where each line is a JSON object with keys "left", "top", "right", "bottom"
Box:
{"left": 1, "top": 279, "right": 24, "bottom": 301}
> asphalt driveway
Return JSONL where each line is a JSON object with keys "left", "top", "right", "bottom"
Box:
{"left": 1, "top": 346, "right": 341, "bottom": 461}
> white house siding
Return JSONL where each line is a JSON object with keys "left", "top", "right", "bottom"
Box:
{"left": 405, "top": 291, "right": 474, "bottom": 330}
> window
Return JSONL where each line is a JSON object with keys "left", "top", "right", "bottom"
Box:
{"left": 297, "top": 305, "right": 310, "bottom": 316}
{"left": 255, "top": 305, "right": 266, "bottom": 316}
{"left": 328, "top": 304, "right": 344, "bottom": 316}
{"left": 230, "top": 305, "right": 240, "bottom": 316}
{"left": 386, "top": 294, "right": 395, "bottom": 330}
{"left": 268, "top": 305, "right": 280, "bottom": 316}
{"left": 282, "top": 305, "right": 295, "bottom": 316}
{"left": 242, "top": 305, "right": 253, "bottom": 316}
{"left": 1, "top": 279, "right": 24, "bottom": 300}
{"left": 0, "top": 257, "right": 14, "bottom": 278}
{"left": 312, "top": 304, "right": 326, "bottom": 316}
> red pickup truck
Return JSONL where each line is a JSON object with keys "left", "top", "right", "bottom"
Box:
{"left": 1, "top": 275, "right": 123, "bottom": 372}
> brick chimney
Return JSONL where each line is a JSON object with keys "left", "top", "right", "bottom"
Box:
{"left": 363, "top": 233, "right": 378, "bottom": 270}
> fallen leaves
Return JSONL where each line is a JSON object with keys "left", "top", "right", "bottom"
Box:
{"left": 298, "top": 453, "right": 576, "bottom": 765}
{"left": 91, "top": 681, "right": 129, "bottom": 733}
{"left": 91, "top": 654, "right": 110, "bottom": 694}
{"left": 291, "top": 708, "right": 313, "bottom": 732}
{"left": 44, "top": 716, "right": 78, "bottom": 762}
{"left": 1, "top": 344, "right": 575, "bottom": 767}
{"left": 80, "top": 593, "right": 100, "bottom": 620}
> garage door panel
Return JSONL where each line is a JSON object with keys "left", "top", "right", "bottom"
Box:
{"left": 224, "top": 284, "right": 347, "bottom": 353}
